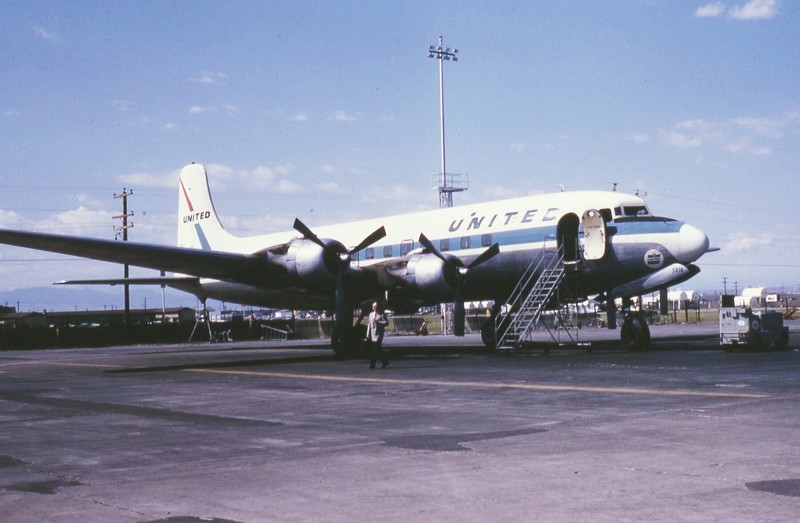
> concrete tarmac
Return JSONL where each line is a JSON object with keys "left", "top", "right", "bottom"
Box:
{"left": 1, "top": 322, "right": 799, "bottom": 522}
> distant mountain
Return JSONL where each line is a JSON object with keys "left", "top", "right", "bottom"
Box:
{"left": 0, "top": 286, "right": 201, "bottom": 313}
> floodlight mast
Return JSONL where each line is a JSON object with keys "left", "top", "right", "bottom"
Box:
{"left": 428, "top": 36, "right": 459, "bottom": 208}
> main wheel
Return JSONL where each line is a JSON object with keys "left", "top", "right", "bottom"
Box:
{"left": 331, "top": 326, "right": 359, "bottom": 358}
{"left": 775, "top": 329, "right": 789, "bottom": 351}
{"left": 621, "top": 316, "right": 650, "bottom": 352}
{"left": 481, "top": 322, "right": 497, "bottom": 350}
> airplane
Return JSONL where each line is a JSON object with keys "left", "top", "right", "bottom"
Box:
{"left": 0, "top": 163, "right": 711, "bottom": 355}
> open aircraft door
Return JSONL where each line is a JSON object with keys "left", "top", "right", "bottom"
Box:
{"left": 581, "top": 209, "right": 606, "bottom": 261}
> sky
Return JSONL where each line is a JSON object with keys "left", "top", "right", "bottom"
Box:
{"left": 1, "top": 0, "right": 798, "bottom": 310}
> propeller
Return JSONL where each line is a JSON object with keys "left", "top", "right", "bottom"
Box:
{"left": 293, "top": 218, "right": 386, "bottom": 331}
{"left": 418, "top": 233, "right": 500, "bottom": 336}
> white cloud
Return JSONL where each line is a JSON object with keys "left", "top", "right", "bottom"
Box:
{"left": 245, "top": 165, "right": 299, "bottom": 193}
{"left": 160, "top": 122, "right": 177, "bottom": 132}
{"left": 223, "top": 103, "right": 240, "bottom": 115}
{"left": 627, "top": 133, "right": 650, "bottom": 144}
{"left": 729, "top": 0, "right": 779, "bottom": 20}
{"left": 112, "top": 99, "right": 132, "bottom": 112}
{"left": 661, "top": 130, "right": 708, "bottom": 149}
{"left": 188, "top": 105, "right": 208, "bottom": 114}
{"left": 722, "top": 231, "right": 773, "bottom": 253}
{"left": 332, "top": 111, "right": 357, "bottom": 122}
{"left": 33, "top": 26, "right": 58, "bottom": 42}
{"left": 0, "top": 209, "right": 24, "bottom": 228}
{"left": 117, "top": 169, "right": 181, "bottom": 188}
{"left": 509, "top": 142, "right": 526, "bottom": 153}
{"left": 694, "top": 0, "right": 779, "bottom": 21}
{"left": 189, "top": 71, "right": 228, "bottom": 85}
{"left": 288, "top": 112, "right": 309, "bottom": 122}
{"left": 319, "top": 182, "right": 345, "bottom": 194}
{"left": 695, "top": 2, "right": 727, "bottom": 17}
{"left": 733, "top": 113, "right": 798, "bottom": 138}
{"left": 660, "top": 112, "right": 795, "bottom": 155}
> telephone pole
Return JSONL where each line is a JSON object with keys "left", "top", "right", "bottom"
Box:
{"left": 113, "top": 189, "right": 133, "bottom": 337}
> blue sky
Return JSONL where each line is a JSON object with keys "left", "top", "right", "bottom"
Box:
{"left": 1, "top": 0, "right": 798, "bottom": 308}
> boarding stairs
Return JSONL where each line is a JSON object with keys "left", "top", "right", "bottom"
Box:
{"left": 495, "top": 247, "right": 577, "bottom": 351}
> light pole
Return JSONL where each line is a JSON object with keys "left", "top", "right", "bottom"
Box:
{"left": 428, "top": 36, "right": 459, "bottom": 209}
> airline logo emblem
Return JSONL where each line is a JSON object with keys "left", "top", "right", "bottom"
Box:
{"left": 644, "top": 249, "right": 664, "bottom": 269}
{"left": 183, "top": 211, "right": 211, "bottom": 223}
{"left": 180, "top": 179, "right": 212, "bottom": 224}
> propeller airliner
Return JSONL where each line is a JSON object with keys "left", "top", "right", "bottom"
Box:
{"left": 0, "top": 163, "right": 711, "bottom": 355}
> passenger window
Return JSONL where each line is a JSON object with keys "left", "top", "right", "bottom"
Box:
{"left": 440, "top": 238, "right": 450, "bottom": 251}
{"left": 383, "top": 245, "right": 393, "bottom": 258}
{"left": 460, "top": 236, "right": 471, "bottom": 249}
{"left": 481, "top": 234, "right": 492, "bottom": 247}
{"left": 365, "top": 247, "right": 375, "bottom": 260}
{"left": 401, "top": 240, "right": 414, "bottom": 256}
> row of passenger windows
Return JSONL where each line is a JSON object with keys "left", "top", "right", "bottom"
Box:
{"left": 359, "top": 206, "right": 646, "bottom": 260}
{"left": 362, "top": 234, "right": 494, "bottom": 260}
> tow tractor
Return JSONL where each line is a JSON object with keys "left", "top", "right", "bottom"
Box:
{"left": 719, "top": 307, "right": 789, "bottom": 352}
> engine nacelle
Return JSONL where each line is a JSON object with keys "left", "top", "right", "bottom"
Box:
{"left": 404, "top": 252, "right": 460, "bottom": 302}
{"left": 286, "top": 238, "right": 347, "bottom": 289}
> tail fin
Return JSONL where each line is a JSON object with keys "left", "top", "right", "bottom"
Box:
{"left": 177, "top": 163, "right": 235, "bottom": 250}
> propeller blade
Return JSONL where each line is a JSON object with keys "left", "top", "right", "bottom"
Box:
{"left": 453, "top": 282, "right": 466, "bottom": 337}
{"left": 418, "top": 233, "right": 449, "bottom": 263}
{"left": 467, "top": 243, "right": 500, "bottom": 270}
{"left": 349, "top": 226, "right": 387, "bottom": 254}
{"left": 293, "top": 218, "right": 326, "bottom": 249}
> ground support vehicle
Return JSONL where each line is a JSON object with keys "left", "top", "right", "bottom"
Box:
{"left": 720, "top": 307, "right": 789, "bottom": 351}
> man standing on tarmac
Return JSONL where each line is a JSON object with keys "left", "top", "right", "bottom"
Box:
{"left": 365, "top": 301, "right": 389, "bottom": 369}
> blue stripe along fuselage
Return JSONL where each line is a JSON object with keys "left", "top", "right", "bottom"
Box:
{"left": 194, "top": 224, "right": 212, "bottom": 251}
{"left": 362, "top": 217, "right": 681, "bottom": 261}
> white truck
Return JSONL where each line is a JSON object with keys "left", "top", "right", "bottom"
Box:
{"left": 719, "top": 307, "right": 789, "bottom": 351}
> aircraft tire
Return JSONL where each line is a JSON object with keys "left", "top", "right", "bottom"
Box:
{"left": 331, "top": 326, "right": 358, "bottom": 359}
{"left": 481, "top": 322, "right": 497, "bottom": 350}
{"left": 750, "top": 332, "right": 763, "bottom": 352}
{"left": 776, "top": 329, "right": 789, "bottom": 351}
{"left": 621, "top": 316, "right": 650, "bottom": 352}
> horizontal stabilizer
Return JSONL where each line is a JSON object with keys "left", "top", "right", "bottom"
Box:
{"left": 55, "top": 276, "right": 200, "bottom": 286}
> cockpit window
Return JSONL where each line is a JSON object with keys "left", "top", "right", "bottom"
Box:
{"left": 616, "top": 205, "right": 650, "bottom": 217}
{"left": 628, "top": 206, "right": 649, "bottom": 216}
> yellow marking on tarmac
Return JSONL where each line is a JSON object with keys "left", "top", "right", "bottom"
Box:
{"left": 185, "top": 369, "right": 769, "bottom": 399}
{"left": 0, "top": 360, "right": 121, "bottom": 369}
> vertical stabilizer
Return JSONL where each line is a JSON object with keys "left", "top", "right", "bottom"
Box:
{"left": 177, "top": 163, "right": 234, "bottom": 250}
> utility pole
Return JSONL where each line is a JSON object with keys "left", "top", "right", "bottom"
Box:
{"left": 722, "top": 276, "right": 728, "bottom": 295}
{"left": 113, "top": 189, "right": 133, "bottom": 338}
{"left": 428, "top": 35, "right": 467, "bottom": 209}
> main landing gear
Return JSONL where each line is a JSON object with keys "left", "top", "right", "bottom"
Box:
{"left": 331, "top": 315, "right": 368, "bottom": 359}
{"left": 619, "top": 297, "right": 651, "bottom": 352}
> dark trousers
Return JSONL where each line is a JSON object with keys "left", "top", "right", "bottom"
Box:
{"left": 367, "top": 338, "right": 388, "bottom": 368}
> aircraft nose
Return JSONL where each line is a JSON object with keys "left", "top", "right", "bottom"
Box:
{"left": 676, "top": 223, "right": 709, "bottom": 263}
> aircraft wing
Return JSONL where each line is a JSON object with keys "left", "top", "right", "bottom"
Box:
{"left": 0, "top": 229, "right": 277, "bottom": 286}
